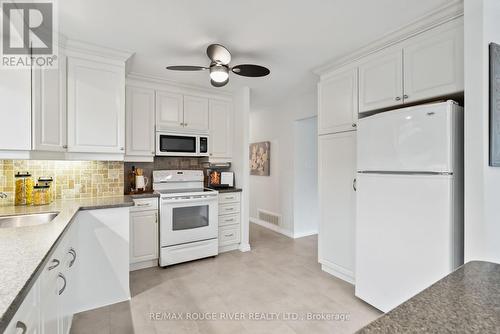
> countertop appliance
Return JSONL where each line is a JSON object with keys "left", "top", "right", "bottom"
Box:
{"left": 156, "top": 132, "right": 209, "bottom": 157}
{"left": 355, "top": 100, "right": 464, "bottom": 312}
{"left": 208, "top": 171, "right": 234, "bottom": 188}
{"left": 153, "top": 170, "right": 218, "bottom": 266}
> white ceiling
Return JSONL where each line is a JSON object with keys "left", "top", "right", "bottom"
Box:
{"left": 59, "top": 0, "right": 455, "bottom": 108}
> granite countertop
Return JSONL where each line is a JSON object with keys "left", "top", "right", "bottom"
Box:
{"left": 0, "top": 196, "right": 134, "bottom": 332}
{"left": 212, "top": 187, "right": 242, "bottom": 193}
{"left": 357, "top": 261, "right": 500, "bottom": 333}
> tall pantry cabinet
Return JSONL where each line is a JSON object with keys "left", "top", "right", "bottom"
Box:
{"left": 317, "top": 66, "right": 358, "bottom": 284}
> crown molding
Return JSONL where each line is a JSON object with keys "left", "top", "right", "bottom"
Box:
{"left": 313, "top": 0, "right": 464, "bottom": 75}
{"left": 126, "top": 71, "right": 234, "bottom": 97}
{"left": 64, "top": 39, "right": 134, "bottom": 63}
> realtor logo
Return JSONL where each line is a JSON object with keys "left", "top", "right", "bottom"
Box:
{"left": 1, "top": 0, "right": 58, "bottom": 68}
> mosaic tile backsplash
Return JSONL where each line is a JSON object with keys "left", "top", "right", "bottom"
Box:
{"left": 0, "top": 160, "right": 124, "bottom": 205}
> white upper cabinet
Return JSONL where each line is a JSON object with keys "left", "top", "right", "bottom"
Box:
{"left": 32, "top": 49, "right": 67, "bottom": 152}
{"left": 67, "top": 57, "right": 125, "bottom": 153}
{"left": 358, "top": 48, "right": 404, "bottom": 113}
{"left": 183, "top": 95, "right": 209, "bottom": 132}
{"left": 156, "top": 90, "right": 184, "bottom": 131}
{"left": 209, "top": 99, "right": 233, "bottom": 159}
{"left": 403, "top": 18, "right": 464, "bottom": 104}
{"left": 318, "top": 67, "right": 358, "bottom": 135}
{"left": 125, "top": 86, "right": 155, "bottom": 159}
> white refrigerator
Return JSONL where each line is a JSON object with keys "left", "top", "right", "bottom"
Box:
{"left": 355, "top": 100, "right": 464, "bottom": 312}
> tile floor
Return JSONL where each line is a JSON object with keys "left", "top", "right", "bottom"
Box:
{"left": 70, "top": 223, "right": 381, "bottom": 334}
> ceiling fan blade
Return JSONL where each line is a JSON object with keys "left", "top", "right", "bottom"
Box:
{"left": 211, "top": 78, "right": 229, "bottom": 87}
{"left": 207, "top": 44, "right": 231, "bottom": 65}
{"left": 231, "top": 64, "right": 270, "bottom": 77}
{"left": 166, "top": 66, "right": 208, "bottom": 71}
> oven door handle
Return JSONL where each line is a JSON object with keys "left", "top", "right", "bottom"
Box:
{"left": 161, "top": 196, "right": 217, "bottom": 204}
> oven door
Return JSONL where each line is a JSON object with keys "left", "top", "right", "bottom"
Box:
{"left": 156, "top": 132, "right": 199, "bottom": 156}
{"left": 160, "top": 194, "right": 218, "bottom": 247}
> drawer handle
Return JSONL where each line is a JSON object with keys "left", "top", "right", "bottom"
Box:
{"left": 136, "top": 203, "right": 151, "bottom": 207}
{"left": 68, "top": 248, "right": 77, "bottom": 268}
{"left": 58, "top": 273, "right": 67, "bottom": 295}
{"left": 48, "top": 259, "right": 60, "bottom": 271}
{"left": 225, "top": 196, "right": 235, "bottom": 200}
{"left": 225, "top": 207, "right": 234, "bottom": 211}
{"left": 224, "top": 218, "right": 234, "bottom": 222}
{"left": 224, "top": 233, "right": 234, "bottom": 238}
{"left": 16, "top": 321, "right": 27, "bottom": 334}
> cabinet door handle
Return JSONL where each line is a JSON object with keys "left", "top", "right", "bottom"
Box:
{"left": 48, "top": 259, "right": 60, "bottom": 270}
{"left": 68, "top": 248, "right": 77, "bottom": 267}
{"left": 352, "top": 178, "right": 357, "bottom": 192}
{"left": 352, "top": 123, "right": 357, "bottom": 128}
{"left": 120, "top": 147, "right": 124, "bottom": 151}
{"left": 184, "top": 123, "right": 188, "bottom": 127}
{"left": 403, "top": 94, "right": 409, "bottom": 99}
{"left": 58, "top": 273, "right": 67, "bottom": 295}
{"left": 16, "top": 321, "right": 27, "bottom": 334}
{"left": 179, "top": 122, "right": 184, "bottom": 126}
{"left": 395, "top": 96, "right": 401, "bottom": 101}
{"left": 62, "top": 145, "right": 68, "bottom": 149}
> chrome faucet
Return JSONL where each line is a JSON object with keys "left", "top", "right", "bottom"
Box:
{"left": 0, "top": 192, "right": 7, "bottom": 199}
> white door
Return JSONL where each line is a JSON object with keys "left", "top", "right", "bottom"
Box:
{"left": 403, "top": 18, "right": 464, "bottom": 104}
{"left": 318, "top": 67, "right": 358, "bottom": 134}
{"left": 125, "top": 86, "right": 155, "bottom": 158}
{"left": 130, "top": 210, "right": 158, "bottom": 263}
{"left": 32, "top": 49, "right": 67, "bottom": 152}
{"left": 318, "top": 131, "right": 356, "bottom": 283}
{"left": 155, "top": 90, "right": 184, "bottom": 131}
{"left": 183, "top": 95, "right": 209, "bottom": 132}
{"left": 209, "top": 99, "right": 233, "bottom": 159}
{"left": 355, "top": 173, "right": 455, "bottom": 312}
{"left": 359, "top": 48, "right": 403, "bottom": 113}
{"left": 67, "top": 57, "right": 125, "bottom": 153}
{"left": 357, "top": 101, "right": 458, "bottom": 173}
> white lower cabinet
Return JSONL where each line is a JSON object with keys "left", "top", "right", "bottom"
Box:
{"left": 5, "top": 207, "right": 130, "bottom": 334}
{"left": 218, "top": 192, "right": 241, "bottom": 252}
{"left": 318, "top": 131, "right": 357, "bottom": 284}
{"left": 129, "top": 198, "right": 159, "bottom": 271}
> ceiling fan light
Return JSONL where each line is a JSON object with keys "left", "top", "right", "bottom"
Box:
{"left": 209, "top": 65, "right": 229, "bottom": 83}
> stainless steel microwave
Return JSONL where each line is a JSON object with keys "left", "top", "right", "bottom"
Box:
{"left": 156, "top": 132, "right": 209, "bottom": 157}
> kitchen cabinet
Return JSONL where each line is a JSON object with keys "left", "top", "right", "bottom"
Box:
{"left": 218, "top": 192, "right": 241, "bottom": 252}
{"left": 403, "top": 18, "right": 464, "bottom": 104}
{"left": 4, "top": 281, "right": 40, "bottom": 334}
{"left": 209, "top": 99, "right": 233, "bottom": 159}
{"left": 318, "top": 131, "right": 356, "bottom": 284}
{"left": 32, "top": 49, "right": 67, "bottom": 152}
{"left": 130, "top": 197, "right": 159, "bottom": 270}
{"left": 318, "top": 67, "right": 358, "bottom": 135}
{"left": 125, "top": 86, "right": 155, "bottom": 160}
{"left": 67, "top": 56, "right": 125, "bottom": 154}
{"left": 156, "top": 90, "right": 184, "bottom": 131}
{"left": 358, "top": 47, "right": 403, "bottom": 113}
{"left": 183, "top": 95, "right": 209, "bottom": 131}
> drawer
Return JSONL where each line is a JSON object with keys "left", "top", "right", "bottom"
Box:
{"left": 219, "top": 202, "right": 240, "bottom": 215}
{"left": 219, "top": 192, "right": 241, "bottom": 204}
{"left": 218, "top": 213, "right": 240, "bottom": 227}
{"left": 219, "top": 224, "right": 241, "bottom": 246}
{"left": 131, "top": 197, "right": 158, "bottom": 211}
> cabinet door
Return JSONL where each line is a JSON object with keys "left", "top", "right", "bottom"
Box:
{"left": 0, "top": 68, "right": 31, "bottom": 151}
{"left": 130, "top": 210, "right": 158, "bottom": 263}
{"left": 125, "top": 86, "right": 155, "bottom": 157}
{"left": 183, "top": 95, "right": 209, "bottom": 131}
{"left": 155, "top": 90, "right": 184, "bottom": 131}
{"left": 32, "top": 49, "right": 67, "bottom": 152}
{"left": 5, "top": 281, "right": 41, "bottom": 334}
{"left": 209, "top": 99, "right": 233, "bottom": 159}
{"left": 359, "top": 48, "right": 403, "bottom": 113}
{"left": 403, "top": 19, "right": 464, "bottom": 103}
{"left": 318, "top": 67, "right": 358, "bottom": 134}
{"left": 318, "top": 131, "right": 356, "bottom": 283}
{"left": 67, "top": 57, "right": 125, "bottom": 153}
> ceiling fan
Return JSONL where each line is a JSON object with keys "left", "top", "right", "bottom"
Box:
{"left": 166, "top": 44, "right": 270, "bottom": 87}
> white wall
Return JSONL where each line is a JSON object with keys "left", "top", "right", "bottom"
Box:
{"left": 464, "top": 0, "right": 500, "bottom": 263}
{"left": 293, "top": 117, "right": 318, "bottom": 238}
{"left": 249, "top": 90, "right": 317, "bottom": 237}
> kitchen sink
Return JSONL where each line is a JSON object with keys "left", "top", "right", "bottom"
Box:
{"left": 0, "top": 212, "right": 59, "bottom": 228}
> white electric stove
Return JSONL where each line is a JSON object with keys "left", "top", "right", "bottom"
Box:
{"left": 153, "top": 170, "right": 218, "bottom": 266}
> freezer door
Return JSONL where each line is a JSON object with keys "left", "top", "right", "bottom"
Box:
{"left": 355, "top": 173, "right": 458, "bottom": 312}
{"left": 358, "top": 101, "right": 457, "bottom": 173}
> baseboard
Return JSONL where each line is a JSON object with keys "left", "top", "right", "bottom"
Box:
{"left": 219, "top": 243, "right": 240, "bottom": 253}
{"left": 293, "top": 230, "right": 318, "bottom": 239}
{"left": 250, "top": 217, "right": 294, "bottom": 238}
{"left": 320, "top": 259, "right": 355, "bottom": 285}
{"left": 130, "top": 259, "right": 158, "bottom": 271}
